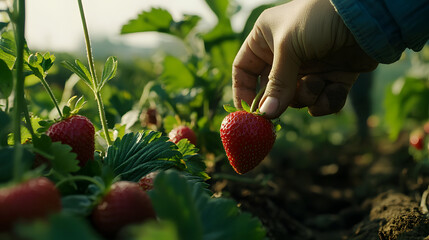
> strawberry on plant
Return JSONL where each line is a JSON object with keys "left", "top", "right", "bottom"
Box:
{"left": 47, "top": 115, "right": 95, "bottom": 167}
{"left": 169, "top": 125, "right": 197, "bottom": 145}
{"left": 138, "top": 171, "right": 159, "bottom": 191}
{"left": 220, "top": 91, "right": 277, "bottom": 174}
{"left": 92, "top": 181, "right": 156, "bottom": 236}
{"left": 0, "top": 177, "right": 62, "bottom": 231}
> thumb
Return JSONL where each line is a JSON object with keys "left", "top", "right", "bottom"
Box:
{"left": 259, "top": 50, "right": 300, "bottom": 119}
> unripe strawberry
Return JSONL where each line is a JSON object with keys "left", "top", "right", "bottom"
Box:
{"left": 0, "top": 177, "right": 62, "bottom": 231}
{"left": 220, "top": 110, "right": 276, "bottom": 174}
{"left": 92, "top": 181, "right": 156, "bottom": 236}
{"left": 47, "top": 115, "right": 95, "bottom": 166}
{"left": 168, "top": 126, "right": 197, "bottom": 145}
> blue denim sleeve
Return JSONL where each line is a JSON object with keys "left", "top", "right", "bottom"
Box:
{"left": 330, "top": 0, "right": 429, "bottom": 64}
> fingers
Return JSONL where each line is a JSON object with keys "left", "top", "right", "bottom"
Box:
{"left": 232, "top": 27, "right": 273, "bottom": 109}
{"left": 259, "top": 46, "right": 300, "bottom": 119}
{"left": 291, "top": 71, "right": 359, "bottom": 116}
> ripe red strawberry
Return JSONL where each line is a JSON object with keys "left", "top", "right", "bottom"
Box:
{"left": 47, "top": 115, "right": 95, "bottom": 166}
{"left": 0, "top": 177, "right": 62, "bottom": 231}
{"left": 138, "top": 171, "right": 158, "bottom": 191}
{"left": 92, "top": 181, "right": 156, "bottom": 236}
{"left": 168, "top": 125, "right": 197, "bottom": 145}
{"left": 220, "top": 110, "right": 276, "bottom": 174}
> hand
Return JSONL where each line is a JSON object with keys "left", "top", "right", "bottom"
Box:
{"left": 232, "top": 0, "right": 378, "bottom": 118}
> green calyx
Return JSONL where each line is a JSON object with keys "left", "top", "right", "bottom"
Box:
{"left": 223, "top": 87, "right": 266, "bottom": 115}
{"left": 37, "top": 96, "right": 87, "bottom": 133}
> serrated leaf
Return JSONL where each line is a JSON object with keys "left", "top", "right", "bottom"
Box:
{"left": 32, "top": 135, "right": 80, "bottom": 174}
{"left": 103, "top": 131, "right": 182, "bottom": 182}
{"left": 61, "top": 60, "right": 93, "bottom": 90}
{"left": 0, "top": 59, "right": 13, "bottom": 98}
{"left": 99, "top": 56, "right": 118, "bottom": 91}
{"left": 176, "top": 139, "right": 208, "bottom": 180}
{"left": 149, "top": 170, "right": 266, "bottom": 240}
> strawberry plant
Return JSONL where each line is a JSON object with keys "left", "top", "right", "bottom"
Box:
{"left": 0, "top": 0, "right": 268, "bottom": 238}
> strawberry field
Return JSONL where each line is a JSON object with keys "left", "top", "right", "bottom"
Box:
{"left": 1, "top": 0, "right": 429, "bottom": 239}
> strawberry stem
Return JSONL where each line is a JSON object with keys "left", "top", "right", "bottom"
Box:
{"left": 250, "top": 87, "right": 266, "bottom": 113}
{"left": 39, "top": 76, "right": 63, "bottom": 118}
{"left": 77, "top": 0, "right": 112, "bottom": 146}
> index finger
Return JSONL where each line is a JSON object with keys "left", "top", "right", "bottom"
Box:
{"left": 232, "top": 29, "right": 272, "bottom": 108}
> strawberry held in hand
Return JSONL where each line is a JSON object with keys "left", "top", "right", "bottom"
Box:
{"left": 220, "top": 97, "right": 277, "bottom": 174}
{"left": 0, "top": 177, "right": 62, "bottom": 231}
{"left": 47, "top": 115, "right": 95, "bottom": 166}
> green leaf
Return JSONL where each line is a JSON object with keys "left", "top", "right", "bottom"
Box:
{"left": 0, "top": 30, "right": 31, "bottom": 70}
{"left": 149, "top": 170, "right": 266, "bottom": 240}
{"left": 0, "top": 59, "right": 13, "bottom": 98}
{"left": 121, "top": 8, "right": 173, "bottom": 34}
{"left": 99, "top": 56, "right": 118, "bottom": 91}
{"left": 0, "top": 30, "right": 17, "bottom": 69}
{"left": 32, "top": 135, "right": 80, "bottom": 174}
{"left": 61, "top": 60, "right": 93, "bottom": 90}
{"left": 121, "top": 8, "right": 201, "bottom": 39}
{"left": 163, "top": 115, "right": 179, "bottom": 133}
{"left": 205, "top": 0, "right": 232, "bottom": 20}
{"left": 241, "top": 99, "right": 250, "bottom": 112}
{"left": 176, "top": 139, "right": 209, "bottom": 180}
{"left": 123, "top": 221, "right": 179, "bottom": 240}
{"left": 223, "top": 104, "right": 237, "bottom": 113}
{"left": 384, "top": 77, "right": 429, "bottom": 139}
{"left": 15, "top": 213, "right": 102, "bottom": 240}
{"left": 27, "top": 52, "right": 56, "bottom": 80}
{"left": 103, "top": 131, "right": 182, "bottom": 182}
{"left": 161, "top": 56, "right": 194, "bottom": 93}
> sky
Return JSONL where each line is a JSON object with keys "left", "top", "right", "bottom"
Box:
{"left": 26, "top": 0, "right": 274, "bottom": 52}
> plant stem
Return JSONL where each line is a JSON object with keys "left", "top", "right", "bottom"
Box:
{"left": 22, "top": 98, "right": 34, "bottom": 136}
{"left": 95, "top": 90, "right": 112, "bottom": 145}
{"left": 77, "top": 0, "right": 112, "bottom": 146}
{"left": 77, "top": 0, "right": 98, "bottom": 88}
{"left": 12, "top": 0, "right": 25, "bottom": 181}
{"left": 40, "top": 77, "right": 62, "bottom": 117}
{"left": 250, "top": 86, "right": 266, "bottom": 113}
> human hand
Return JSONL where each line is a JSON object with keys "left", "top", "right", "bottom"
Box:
{"left": 232, "top": 0, "right": 378, "bottom": 118}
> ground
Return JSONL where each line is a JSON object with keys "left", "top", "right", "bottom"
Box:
{"left": 208, "top": 131, "right": 429, "bottom": 240}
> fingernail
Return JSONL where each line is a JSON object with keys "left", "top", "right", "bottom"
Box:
{"left": 260, "top": 96, "right": 279, "bottom": 116}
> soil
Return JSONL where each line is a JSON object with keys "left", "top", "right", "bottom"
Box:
{"left": 208, "top": 131, "right": 429, "bottom": 240}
